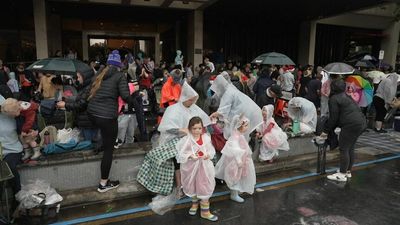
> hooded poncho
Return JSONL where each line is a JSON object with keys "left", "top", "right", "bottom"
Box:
{"left": 158, "top": 81, "right": 211, "bottom": 145}
{"left": 210, "top": 75, "right": 263, "bottom": 139}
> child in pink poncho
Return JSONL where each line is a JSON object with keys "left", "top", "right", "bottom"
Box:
{"left": 215, "top": 114, "right": 256, "bottom": 203}
{"left": 256, "top": 105, "right": 289, "bottom": 163}
{"left": 176, "top": 116, "right": 218, "bottom": 222}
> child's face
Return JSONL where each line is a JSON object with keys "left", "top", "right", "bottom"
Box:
{"left": 262, "top": 110, "right": 268, "bottom": 121}
{"left": 238, "top": 122, "right": 249, "bottom": 133}
{"left": 191, "top": 123, "right": 203, "bottom": 137}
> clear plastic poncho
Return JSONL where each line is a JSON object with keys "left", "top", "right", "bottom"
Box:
{"left": 158, "top": 81, "right": 211, "bottom": 145}
{"left": 214, "top": 115, "right": 256, "bottom": 194}
{"left": 176, "top": 133, "right": 215, "bottom": 200}
{"left": 258, "top": 105, "right": 289, "bottom": 161}
{"left": 287, "top": 97, "right": 317, "bottom": 133}
{"left": 210, "top": 75, "right": 263, "bottom": 139}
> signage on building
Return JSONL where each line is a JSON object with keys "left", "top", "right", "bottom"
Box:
{"left": 379, "top": 50, "right": 384, "bottom": 60}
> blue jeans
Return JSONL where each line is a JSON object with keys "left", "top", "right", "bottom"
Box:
{"left": 3, "top": 153, "right": 22, "bottom": 194}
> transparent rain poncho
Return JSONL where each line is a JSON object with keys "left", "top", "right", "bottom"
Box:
{"left": 158, "top": 81, "right": 211, "bottom": 145}
{"left": 210, "top": 75, "right": 263, "bottom": 139}
{"left": 258, "top": 105, "right": 289, "bottom": 161}
{"left": 287, "top": 97, "right": 317, "bottom": 134}
{"left": 214, "top": 115, "right": 256, "bottom": 194}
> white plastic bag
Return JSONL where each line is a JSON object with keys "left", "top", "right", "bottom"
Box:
{"left": 57, "top": 128, "right": 80, "bottom": 143}
{"left": 15, "top": 180, "right": 63, "bottom": 209}
{"left": 148, "top": 188, "right": 179, "bottom": 215}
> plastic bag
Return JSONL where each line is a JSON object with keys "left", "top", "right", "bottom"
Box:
{"left": 57, "top": 128, "right": 80, "bottom": 143}
{"left": 148, "top": 188, "right": 178, "bottom": 215}
{"left": 15, "top": 180, "right": 63, "bottom": 209}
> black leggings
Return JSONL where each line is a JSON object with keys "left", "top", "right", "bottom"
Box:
{"left": 373, "top": 96, "right": 387, "bottom": 122}
{"left": 338, "top": 127, "right": 363, "bottom": 173}
{"left": 89, "top": 115, "right": 118, "bottom": 180}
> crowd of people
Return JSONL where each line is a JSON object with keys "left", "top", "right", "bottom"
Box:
{"left": 0, "top": 49, "right": 399, "bottom": 221}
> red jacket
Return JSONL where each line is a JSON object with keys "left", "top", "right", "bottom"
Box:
{"left": 20, "top": 101, "right": 39, "bottom": 133}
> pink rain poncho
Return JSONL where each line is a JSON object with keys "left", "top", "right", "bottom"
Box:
{"left": 176, "top": 133, "right": 216, "bottom": 200}
{"left": 258, "top": 105, "right": 289, "bottom": 161}
{"left": 214, "top": 115, "right": 256, "bottom": 194}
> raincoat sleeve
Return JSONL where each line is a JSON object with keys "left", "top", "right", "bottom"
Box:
{"left": 203, "top": 134, "right": 216, "bottom": 159}
{"left": 176, "top": 136, "right": 193, "bottom": 164}
{"left": 324, "top": 96, "right": 340, "bottom": 133}
{"left": 217, "top": 91, "right": 233, "bottom": 118}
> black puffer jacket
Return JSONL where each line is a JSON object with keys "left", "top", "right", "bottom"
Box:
{"left": 323, "top": 80, "right": 366, "bottom": 133}
{"left": 87, "top": 66, "right": 132, "bottom": 119}
{"left": 65, "top": 68, "right": 94, "bottom": 128}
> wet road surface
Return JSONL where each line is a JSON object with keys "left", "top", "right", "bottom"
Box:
{"left": 107, "top": 159, "right": 400, "bottom": 225}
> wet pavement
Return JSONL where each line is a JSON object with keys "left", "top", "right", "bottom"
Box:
{"left": 105, "top": 159, "right": 400, "bottom": 225}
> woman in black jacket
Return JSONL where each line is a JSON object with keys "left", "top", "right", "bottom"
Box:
{"left": 320, "top": 79, "right": 366, "bottom": 182}
{"left": 57, "top": 68, "right": 97, "bottom": 142}
{"left": 87, "top": 50, "right": 134, "bottom": 193}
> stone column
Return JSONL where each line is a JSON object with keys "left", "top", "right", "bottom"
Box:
{"left": 297, "top": 21, "right": 317, "bottom": 66}
{"left": 187, "top": 10, "right": 203, "bottom": 67}
{"left": 33, "top": 0, "right": 49, "bottom": 59}
{"left": 381, "top": 21, "right": 400, "bottom": 68}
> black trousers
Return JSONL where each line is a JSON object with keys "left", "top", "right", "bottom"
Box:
{"left": 373, "top": 96, "right": 387, "bottom": 122}
{"left": 338, "top": 126, "right": 364, "bottom": 173}
{"left": 89, "top": 115, "right": 118, "bottom": 180}
{"left": 3, "top": 153, "right": 22, "bottom": 194}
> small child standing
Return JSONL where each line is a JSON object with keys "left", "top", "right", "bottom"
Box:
{"left": 256, "top": 105, "right": 289, "bottom": 162}
{"left": 215, "top": 114, "right": 256, "bottom": 203}
{"left": 7, "top": 72, "right": 19, "bottom": 97}
{"left": 176, "top": 116, "right": 218, "bottom": 222}
{"left": 115, "top": 81, "right": 138, "bottom": 148}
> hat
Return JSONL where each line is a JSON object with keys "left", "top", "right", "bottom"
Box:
{"left": 107, "top": 50, "right": 122, "bottom": 68}
{"left": 269, "top": 84, "right": 282, "bottom": 97}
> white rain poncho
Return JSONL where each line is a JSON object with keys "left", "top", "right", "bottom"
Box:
{"left": 176, "top": 133, "right": 216, "bottom": 200}
{"left": 158, "top": 81, "right": 211, "bottom": 145}
{"left": 375, "top": 73, "right": 399, "bottom": 106}
{"left": 215, "top": 115, "right": 256, "bottom": 194}
{"left": 257, "top": 105, "right": 289, "bottom": 161}
{"left": 210, "top": 74, "right": 263, "bottom": 139}
{"left": 287, "top": 97, "right": 317, "bottom": 134}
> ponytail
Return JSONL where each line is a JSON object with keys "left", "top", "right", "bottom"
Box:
{"left": 88, "top": 66, "right": 109, "bottom": 100}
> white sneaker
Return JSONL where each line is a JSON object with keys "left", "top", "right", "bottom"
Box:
{"left": 336, "top": 170, "right": 352, "bottom": 178}
{"left": 327, "top": 172, "right": 347, "bottom": 182}
{"left": 31, "top": 147, "right": 42, "bottom": 160}
{"left": 114, "top": 139, "right": 123, "bottom": 149}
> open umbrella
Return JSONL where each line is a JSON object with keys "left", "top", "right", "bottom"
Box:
{"left": 367, "top": 70, "right": 387, "bottom": 84}
{"left": 355, "top": 60, "right": 375, "bottom": 68}
{"left": 26, "top": 58, "right": 91, "bottom": 75}
{"left": 323, "top": 62, "right": 354, "bottom": 75}
{"left": 345, "top": 75, "right": 373, "bottom": 107}
{"left": 251, "top": 52, "right": 295, "bottom": 65}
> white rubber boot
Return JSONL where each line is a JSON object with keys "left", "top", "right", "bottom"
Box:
{"left": 21, "top": 148, "right": 32, "bottom": 161}
{"left": 30, "top": 147, "right": 42, "bottom": 160}
{"left": 230, "top": 190, "right": 244, "bottom": 203}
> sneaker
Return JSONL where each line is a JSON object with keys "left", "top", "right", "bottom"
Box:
{"left": 97, "top": 180, "right": 120, "bottom": 193}
{"left": 327, "top": 172, "right": 347, "bottom": 182}
{"left": 374, "top": 128, "right": 388, "bottom": 133}
{"left": 114, "top": 139, "right": 123, "bottom": 149}
{"left": 336, "top": 170, "right": 352, "bottom": 178}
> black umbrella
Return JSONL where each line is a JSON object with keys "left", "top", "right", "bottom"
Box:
{"left": 251, "top": 52, "right": 295, "bottom": 65}
{"left": 26, "top": 58, "right": 91, "bottom": 75}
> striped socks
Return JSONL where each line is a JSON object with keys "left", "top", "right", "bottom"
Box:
{"left": 200, "top": 200, "right": 218, "bottom": 222}
{"left": 189, "top": 197, "right": 199, "bottom": 216}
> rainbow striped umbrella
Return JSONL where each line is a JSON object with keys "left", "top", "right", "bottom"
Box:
{"left": 345, "top": 75, "right": 373, "bottom": 107}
